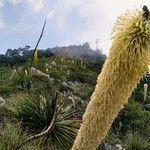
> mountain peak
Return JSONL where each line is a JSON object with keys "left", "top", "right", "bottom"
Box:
{"left": 82, "top": 42, "right": 90, "bottom": 49}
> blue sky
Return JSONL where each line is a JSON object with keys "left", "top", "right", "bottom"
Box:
{"left": 0, "top": 0, "right": 150, "bottom": 54}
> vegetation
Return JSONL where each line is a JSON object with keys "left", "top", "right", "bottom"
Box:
{"left": 0, "top": 52, "right": 150, "bottom": 149}
{"left": 0, "top": 8, "right": 150, "bottom": 150}
{"left": 125, "top": 133, "right": 150, "bottom": 150}
{"left": 0, "top": 54, "right": 102, "bottom": 149}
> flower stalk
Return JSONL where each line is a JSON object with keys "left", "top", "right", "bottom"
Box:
{"left": 72, "top": 6, "right": 150, "bottom": 150}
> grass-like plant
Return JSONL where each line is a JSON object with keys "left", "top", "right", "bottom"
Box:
{"left": 125, "top": 133, "right": 150, "bottom": 150}
{"left": 10, "top": 91, "right": 79, "bottom": 149}
{"left": 0, "top": 122, "right": 43, "bottom": 150}
{"left": 0, "top": 122, "right": 25, "bottom": 150}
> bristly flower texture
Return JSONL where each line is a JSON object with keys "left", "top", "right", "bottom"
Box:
{"left": 72, "top": 10, "right": 150, "bottom": 150}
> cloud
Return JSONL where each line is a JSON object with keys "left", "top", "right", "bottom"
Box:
{"left": 75, "top": 0, "right": 150, "bottom": 54}
{"left": 0, "top": 21, "right": 4, "bottom": 29}
{"left": 46, "top": 0, "right": 111, "bottom": 53}
{"left": 28, "top": 0, "right": 44, "bottom": 12}
{"left": 46, "top": 0, "right": 80, "bottom": 31}
{"left": 0, "top": 2, "right": 4, "bottom": 30}
{"left": 0, "top": 15, "right": 4, "bottom": 30}
{"left": 8, "top": 0, "right": 21, "bottom": 5}
{"left": 12, "top": 15, "right": 42, "bottom": 35}
{"left": 0, "top": 0, "right": 22, "bottom": 7}
{"left": 46, "top": 0, "right": 150, "bottom": 54}
{"left": 1, "top": 0, "right": 150, "bottom": 54}
{"left": 47, "top": 10, "right": 55, "bottom": 19}
{"left": 0, "top": 0, "right": 4, "bottom": 7}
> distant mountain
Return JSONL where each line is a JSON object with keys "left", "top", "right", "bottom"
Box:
{"left": 46, "top": 42, "right": 106, "bottom": 61}
{"left": 0, "top": 43, "right": 106, "bottom": 65}
{"left": 46, "top": 42, "right": 106, "bottom": 59}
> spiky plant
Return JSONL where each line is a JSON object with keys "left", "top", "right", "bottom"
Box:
{"left": 12, "top": 19, "right": 46, "bottom": 92}
{"left": 10, "top": 92, "right": 79, "bottom": 149}
{"left": 72, "top": 6, "right": 150, "bottom": 150}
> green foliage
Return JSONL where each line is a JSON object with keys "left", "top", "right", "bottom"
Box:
{"left": 144, "top": 103, "right": 150, "bottom": 110}
{"left": 0, "top": 122, "right": 42, "bottom": 150}
{"left": 133, "top": 91, "right": 144, "bottom": 103}
{"left": 125, "top": 133, "right": 150, "bottom": 150}
{"left": 49, "top": 69, "right": 64, "bottom": 80}
{"left": 133, "top": 74, "right": 150, "bottom": 104}
{"left": 0, "top": 101, "right": 8, "bottom": 122}
{"left": 105, "top": 131, "right": 121, "bottom": 145}
{"left": 6, "top": 66, "right": 31, "bottom": 92}
{"left": 1, "top": 54, "right": 150, "bottom": 148}
{"left": 0, "top": 85, "right": 15, "bottom": 96}
{"left": 11, "top": 93, "right": 56, "bottom": 132}
{"left": 0, "top": 67, "right": 12, "bottom": 79}
{"left": 10, "top": 92, "right": 79, "bottom": 149}
{"left": 0, "top": 66, "right": 16, "bottom": 96}
{"left": 112, "top": 100, "right": 150, "bottom": 137}
{"left": 47, "top": 106, "right": 79, "bottom": 149}
{"left": 74, "top": 83, "right": 93, "bottom": 100}
{"left": 0, "top": 24, "right": 100, "bottom": 149}
{"left": 0, "top": 123, "right": 25, "bottom": 150}
{"left": 67, "top": 65, "right": 98, "bottom": 84}
{"left": 35, "top": 57, "right": 47, "bottom": 72}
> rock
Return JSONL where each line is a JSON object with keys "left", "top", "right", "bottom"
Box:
{"left": 62, "top": 82, "right": 68, "bottom": 86}
{"left": 97, "top": 142, "right": 107, "bottom": 150}
{"left": 51, "top": 61, "right": 56, "bottom": 66}
{"left": 60, "top": 82, "right": 74, "bottom": 93}
{"left": 115, "top": 144, "right": 124, "bottom": 150}
{"left": 0, "top": 97, "right": 5, "bottom": 106}
{"left": 68, "top": 81, "right": 74, "bottom": 86}
{"left": 31, "top": 67, "right": 50, "bottom": 79}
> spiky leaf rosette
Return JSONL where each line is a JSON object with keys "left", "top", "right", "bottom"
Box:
{"left": 72, "top": 8, "right": 150, "bottom": 150}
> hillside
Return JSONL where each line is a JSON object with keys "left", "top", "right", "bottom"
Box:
{"left": 0, "top": 43, "right": 106, "bottom": 66}
{"left": 0, "top": 53, "right": 150, "bottom": 149}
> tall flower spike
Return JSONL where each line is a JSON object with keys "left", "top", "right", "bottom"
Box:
{"left": 144, "top": 83, "right": 148, "bottom": 102}
{"left": 72, "top": 6, "right": 150, "bottom": 150}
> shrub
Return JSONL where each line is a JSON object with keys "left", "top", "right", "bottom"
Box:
{"left": 125, "top": 133, "right": 150, "bottom": 150}
{"left": 112, "top": 100, "right": 150, "bottom": 137}
{"left": 0, "top": 123, "right": 25, "bottom": 150}
{"left": 10, "top": 92, "right": 79, "bottom": 149}
{"left": 0, "top": 122, "right": 42, "bottom": 150}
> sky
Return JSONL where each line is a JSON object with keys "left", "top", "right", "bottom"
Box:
{"left": 0, "top": 0, "right": 150, "bottom": 55}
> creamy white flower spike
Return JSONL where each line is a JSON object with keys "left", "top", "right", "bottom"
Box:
{"left": 72, "top": 6, "right": 150, "bottom": 150}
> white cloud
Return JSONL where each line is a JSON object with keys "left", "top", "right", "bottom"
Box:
{"left": 8, "top": 0, "right": 21, "bottom": 5}
{"left": 46, "top": 0, "right": 111, "bottom": 53}
{"left": 87, "top": 0, "right": 150, "bottom": 54}
{"left": 0, "top": 0, "right": 4, "bottom": 7}
{"left": 12, "top": 16, "right": 40, "bottom": 35}
{"left": 28, "top": 0, "right": 44, "bottom": 12}
{"left": 69, "top": 0, "right": 150, "bottom": 54}
{"left": 0, "top": 21, "right": 4, "bottom": 29}
{"left": 46, "top": 0, "right": 80, "bottom": 31}
{"left": 0, "top": 0, "right": 22, "bottom": 6}
{"left": 47, "top": 10, "right": 55, "bottom": 19}
{"left": 0, "top": 0, "right": 4, "bottom": 30}
{"left": 1, "top": 0, "right": 150, "bottom": 54}
{"left": 46, "top": 0, "right": 150, "bottom": 54}
{"left": 0, "top": 15, "right": 4, "bottom": 30}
